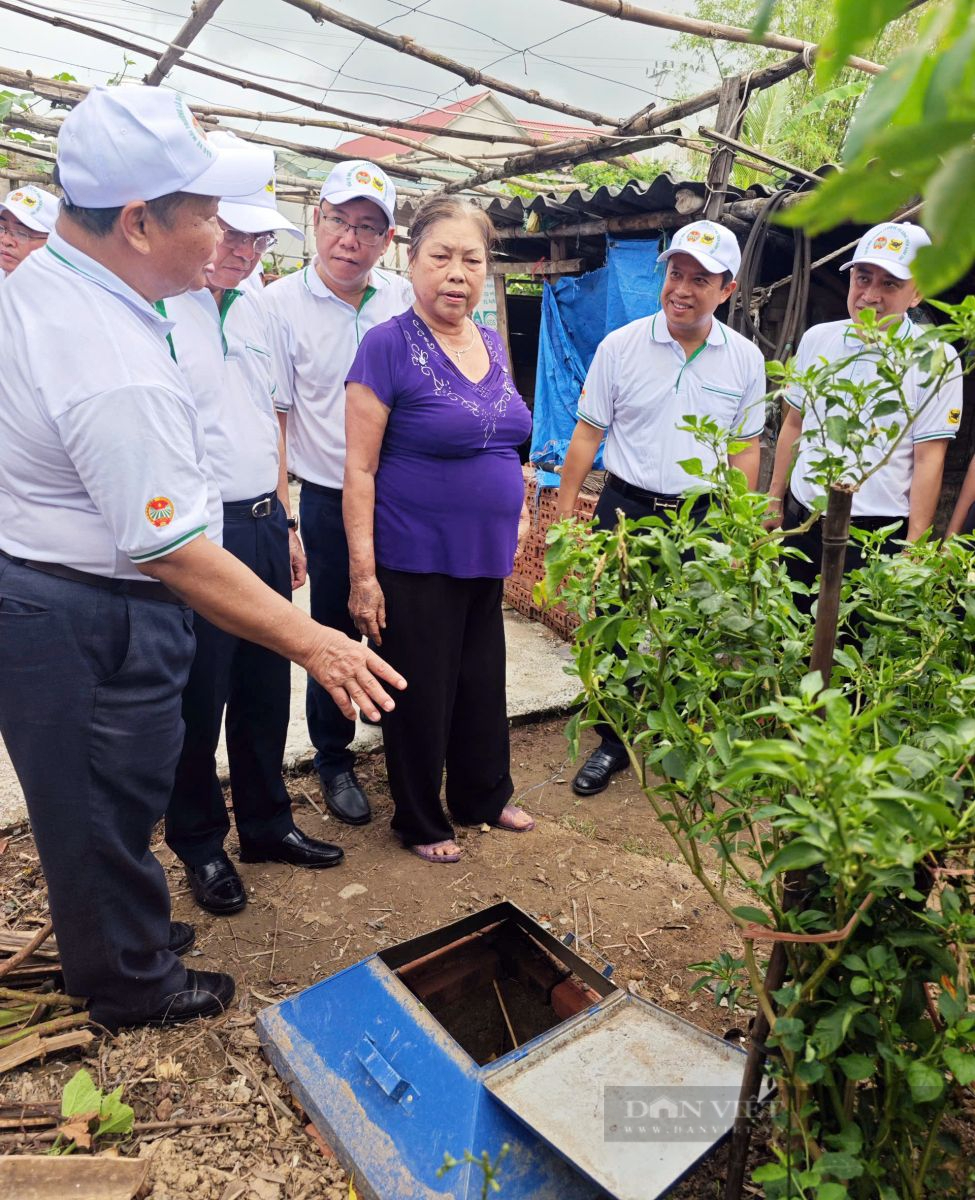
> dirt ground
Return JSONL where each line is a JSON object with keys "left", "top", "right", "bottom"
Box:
{"left": 0, "top": 716, "right": 758, "bottom": 1199}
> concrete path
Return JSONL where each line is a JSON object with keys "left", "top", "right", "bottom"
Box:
{"left": 0, "top": 581, "right": 578, "bottom": 831}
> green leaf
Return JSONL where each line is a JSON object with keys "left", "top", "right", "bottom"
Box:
{"left": 817, "top": 0, "right": 916, "bottom": 88}
{"left": 906, "top": 1059, "right": 945, "bottom": 1104}
{"left": 838, "top": 1053, "right": 876, "bottom": 1081}
{"left": 731, "top": 905, "right": 773, "bottom": 927}
{"left": 913, "top": 143, "right": 975, "bottom": 295}
{"left": 676, "top": 456, "right": 704, "bottom": 478}
{"left": 817, "top": 1150, "right": 864, "bottom": 1180}
{"left": 61, "top": 1069, "right": 101, "bottom": 1119}
{"left": 814, "top": 1002, "right": 865, "bottom": 1057}
{"left": 816, "top": 1185, "right": 850, "bottom": 1200}
{"left": 944, "top": 1046, "right": 975, "bottom": 1087}
{"left": 95, "top": 1085, "right": 134, "bottom": 1138}
{"left": 842, "top": 42, "right": 930, "bottom": 161}
{"left": 760, "top": 839, "right": 824, "bottom": 884}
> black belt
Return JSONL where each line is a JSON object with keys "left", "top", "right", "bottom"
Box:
{"left": 0, "top": 549, "right": 182, "bottom": 605}
{"left": 606, "top": 473, "right": 703, "bottom": 511}
{"left": 223, "top": 491, "right": 278, "bottom": 519}
{"left": 300, "top": 479, "right": 342, "bottom": 497}
{"left": 785, "top": 492, "right": 904, "bottom": 533}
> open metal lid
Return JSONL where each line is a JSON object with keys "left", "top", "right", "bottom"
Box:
{"left": 483, "top": 991, "right": 751, "bottom": 1200}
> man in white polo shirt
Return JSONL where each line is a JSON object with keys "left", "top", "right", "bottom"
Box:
{"left": 263, "top": 159, "right": 412, "bottom": 827}
{"left": 767, "top": 220, "right": 962, "bottom": 600}
{"left": 0, "top": 184, "right": 59, "bottom": 280}
{"left": 163, "top": 150, "right": 345, "bottom": 918}
{"left": 556, "top": 219, "right": 766, "bottom": 796}
{"left": 0, "top": 87, "right": 404, "bottom": 1032}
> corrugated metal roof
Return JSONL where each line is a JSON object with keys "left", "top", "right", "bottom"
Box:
{"left": 396, "top": 173, "right": 764, "bottom": 231}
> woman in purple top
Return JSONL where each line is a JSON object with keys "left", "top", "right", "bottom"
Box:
{"left": 344, "top": 196, "right": 533, "bottom": 863}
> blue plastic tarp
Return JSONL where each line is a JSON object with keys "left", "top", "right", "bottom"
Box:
{"left": 530, "top": 237, "right": 668, "bottom": 487}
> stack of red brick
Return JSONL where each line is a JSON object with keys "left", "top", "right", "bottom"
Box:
{"left": 505, "top": 477, "right": 598, "bottom": 641}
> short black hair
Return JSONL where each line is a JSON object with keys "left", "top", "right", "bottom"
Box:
{"left": 720, "top": 269, "right": 733, "bottom": 288}
{"left": 53, "top": 166, "right": 192, "bottom": 237}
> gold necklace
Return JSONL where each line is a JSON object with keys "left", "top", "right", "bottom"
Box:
{"left": 440, "top": 320, "right": 477, "bottom": 358}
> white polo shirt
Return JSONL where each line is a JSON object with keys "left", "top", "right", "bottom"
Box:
{"left": 787, "top": 318, "right": 963, "bottom": 517}
{"left": 0, "top": 233, "right": 221, "bottom": 581}
{"left": 164, "top": 287, "right": 281, "bottom": 503}
{"left": 578, "top": 312, "right": 766, "bottom": 494}
{"left": 262, "top": 260, "right": 412, "bottom": 488}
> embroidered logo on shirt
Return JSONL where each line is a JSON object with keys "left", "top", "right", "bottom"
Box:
{"left": 948, "top": 407, "right": 961, "bottom": 427}
{"left": 145, "top": 497, "right": 175, "bottom": 528}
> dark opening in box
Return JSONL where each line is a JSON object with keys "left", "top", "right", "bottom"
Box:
{"left": 378, "top": 904, "right": 617, "bottom": 1066}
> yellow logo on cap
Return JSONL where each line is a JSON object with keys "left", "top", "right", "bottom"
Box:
{"left": 888, "top": 236, "right": 904, "bottom": 254}
{"left": 264, "top": 179, "right": 275, "bottom": 194}
{"left": 355, "top": 169, "right": 371, "bottom": 185}
{"left": 145, "top": 497, "right": 175, "bottom": 528}
{"left": 699, "top": 231, "right": 716, "bottom": 247}
{"left": 948, "top": 407, "right": 961, "bottom": 427}
{"left": 371, "top": 176, "right": 384, "bottom": 192}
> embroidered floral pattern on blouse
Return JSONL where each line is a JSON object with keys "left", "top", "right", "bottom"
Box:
{"left": 402, "top": 315, "right": 515, "bottom": 446}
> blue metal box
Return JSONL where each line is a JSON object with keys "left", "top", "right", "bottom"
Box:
{"left": 258, "top": 901, "right": 750, "bottom": 1200}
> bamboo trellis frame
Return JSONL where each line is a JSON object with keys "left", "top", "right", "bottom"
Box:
{"left": 0, "top": 0, "right": 888, "bottom": 200}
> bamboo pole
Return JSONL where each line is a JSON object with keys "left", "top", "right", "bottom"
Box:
{"left": 144, "top": 0, "right": 224, "bottom": 86}
{"left": 0, "top": 64, "right": 544, "bottom": 146}
{"left": 622, "top": 51, "right": 811, "bottom": 135}
{"left": 557, "top": 0, "right": 884, "bottom": 75}
{"left": 279, "top": 0, "right": 620, "bottom": 128}
{"left": 724, "top": 485, "right": 855, "bottom": 1200}
{"left": 698, "top": 127, "right": 822, "bottom": 183}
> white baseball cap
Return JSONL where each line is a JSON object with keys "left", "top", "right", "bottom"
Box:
{"left": 657, "top": 220, "right": 742, "bottom": 278}
{"left": 0, "top": 185, "right": 59, "bottom": 234}
{"left": 56, "top": 86, "right": 272, "bottom": 208}
{"left": 210, "top": 132, "right": 301, "bottom": 240}
{"left": 319, "top": 159, "right": 395, "bottom": 227}
{"left": 840, "top": 221, "right": 931, "bottom": 281}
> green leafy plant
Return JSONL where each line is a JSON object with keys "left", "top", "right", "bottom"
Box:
{"left": 542, "top": 301, "right": 975, "bottom": 1197}
{"left": 437, "top": 1143, "right": 509, "bottom": 1197}
{"left": 50, "top": 1068, "right": 134, "bottom": 1155}
{"left": 767, "top": 0, "right": 975, "bottom": 295}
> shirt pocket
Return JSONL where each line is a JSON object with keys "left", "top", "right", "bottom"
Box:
{"left": 699, "top": 383, "right": 744, "bottom": 426}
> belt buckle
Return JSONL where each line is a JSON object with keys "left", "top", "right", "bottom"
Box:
{"left": 653, "top": 497, "right": 678, "bottom": 511}
{"left": 251, "top": 497, "right": 272, "bottom": 518}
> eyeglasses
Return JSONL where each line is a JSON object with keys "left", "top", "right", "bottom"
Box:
{"left": 0, "top": 219, "right": 48, "bottom": 245}
{"left": 318, "top": 209, "right": 387, "bottom": 247}
{"left": 218, "top": 222, "right": 277, "bottom": 255}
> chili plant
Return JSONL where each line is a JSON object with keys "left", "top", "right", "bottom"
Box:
{"left": 541, "top": 301, "right": 975, "bottom": 1198}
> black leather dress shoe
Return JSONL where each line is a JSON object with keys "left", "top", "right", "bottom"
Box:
{"left": 571, "top": 744, "right": 630, "bottom": 796}
{"left": 168, "top": 921, "right": 196, "bottom": 956}
{"left": 184, "top": 853, "right": 247, "bottom": 915}
{"left": 321, "top": 770, "right": 372, "bottom": 825}
{"left": 239, "top": 827, "right": 344, "bottom": 868}
{"left": 111, "top": 969, "right": 235, "bottom": 1031}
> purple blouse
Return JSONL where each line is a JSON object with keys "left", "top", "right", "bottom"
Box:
{"left": 347, "top": 309, "right": 532, "bottom": 578}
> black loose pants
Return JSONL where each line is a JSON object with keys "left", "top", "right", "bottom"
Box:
{"left": 375, "top": 566, "right": 513, "bottom": 845}
{"left": 166, "top": 495, "right": 293, "bottom": 864}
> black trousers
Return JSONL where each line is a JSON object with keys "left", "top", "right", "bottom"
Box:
{"left": 0, "top": 557, "right": 192, "bottom": 1027}
{"left": 592, "top": 478, "right": 710, "bottom": 749}
{"left": 166, "top": 495, "right": 293, "bottom": 865}
{"left": 782, "top": 492, "right": 905, "bottom": 615}
{"left": 376, "top": 566, "right": 513, "bottom": 845}
{"left": 299, "top": 482, "right": 359, "bottom": 780}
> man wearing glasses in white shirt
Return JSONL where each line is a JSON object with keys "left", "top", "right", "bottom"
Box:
{"left": 262, "top": 160, "right": 412, "bottom": 828}
{"left": 0, "top": 185, "right": 59, "bottom": 280}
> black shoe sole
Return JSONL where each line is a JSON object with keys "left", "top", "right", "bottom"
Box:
{"left": 322, "top": 805, "right": 372, "bottom": 827}
{"left": 190, "top": 893, "right": 247, "bottom": 915}
{"left": 238, "top": 850, "right": 345, "bottom": 868}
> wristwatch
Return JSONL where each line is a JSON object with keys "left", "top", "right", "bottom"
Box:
{"left": 286, "top": 516, "right": 299, "bottom": 532}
